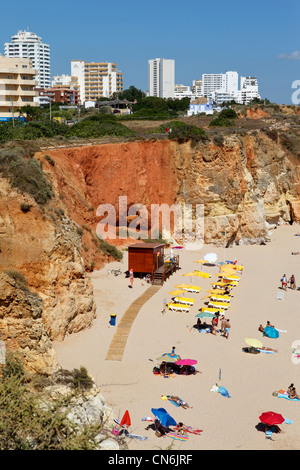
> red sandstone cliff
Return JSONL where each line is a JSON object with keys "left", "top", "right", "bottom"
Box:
{"left": 39, "top": 130, "right": 300, "bottom": 257}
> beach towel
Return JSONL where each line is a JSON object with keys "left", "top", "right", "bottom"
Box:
{"left": 218, "top": 386, "right": 231, "bottom": 398}
{"left": 121, "top": 429, "right": 148, "bottom": 440}
{"left": 257, "top": 349, "right": 275, "bottom": 354}
{"left": 211, "top": 384, "right": 231, "bottom": 398}
{"left": 276, "top": 392, "right": 300, "bottom": 402}
{"left": 167, "top": 432, "right": 189, "bottom": 441}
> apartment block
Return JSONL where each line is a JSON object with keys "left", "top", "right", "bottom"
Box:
{"left": 71, "top": 60, "right": 123, "bottom": 104}
{"left": 5, "top": 30, "right": 50, "bottom": 88}
{"left": 35, "top": 87, "right": 79, "bottom": 106}
{"left": 0, "top": 55, "right": 38, "bottom": 121}
{"left": 148, "top": 58, "right": 175, "bottom": 99}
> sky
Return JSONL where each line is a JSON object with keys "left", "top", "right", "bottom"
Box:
{"left": 1, "top": 0, "right": 300, "bottom": 104}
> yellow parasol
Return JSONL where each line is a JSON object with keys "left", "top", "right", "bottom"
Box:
{"left": 211, "top": 281, "right": 228, "bottom": 287}
{"left": 168, "top": 289, "right": 186, "bottom": 296}
{"left": 245, "top": 338, "right": 263, "bottom": 349}
{"left": 221, "top": 265, "right": 237, "bottom": 276}
{"left": 194, "top": 271, "right": 211, "bottom": 278}
{"left": 207, "top": 289, "right": 227, "bottom": 295}
{"left": 194, "top": 259, "right": 206, "bottom": 264}
{"left": 182, "top": 272, "right": 198, "bottom": 283}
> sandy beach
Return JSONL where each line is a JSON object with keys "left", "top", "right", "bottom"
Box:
{"left": 53, "top": 224, "right": 300, "bottom": 450}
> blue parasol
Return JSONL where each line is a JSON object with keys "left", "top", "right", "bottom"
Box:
{"left": 156, "top": 352, "right": 181, "bottom": 363}
{"left": 151, "top": 408, "right": 177, "bottom": 427}
{"left": 264, "top": 326, "right": 279, "bottom": 339}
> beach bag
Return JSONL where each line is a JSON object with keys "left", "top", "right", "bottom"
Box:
{"left": 112, "top": 426, "right": 120, "bottom": 436}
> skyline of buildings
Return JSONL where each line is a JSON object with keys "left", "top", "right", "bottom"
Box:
{"left": 0, "top": 29, "right": 261, "bottom": 119}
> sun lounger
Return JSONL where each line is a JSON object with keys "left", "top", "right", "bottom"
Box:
{"left": 201, "top": 307, "right": 224, "bottom": 314}
{"left": 168, "top": 303, "right": 190, "bottom": 312}
{"left": 210, "top": 295, "right": 231, "bottom": 302}
{"left": 183, "top": 286, "right": 201, "bottom": 293}
{"left": 208, "top": 301, "right": 229, "bottom": 310}
{"left": 174, "top": 297, "right": 195, "bottom": 306}
{"left": 223, "top": 275, "right": 240, "bottom": 281}
{"left": 276, "top": 291, "right": 284, "bottom": 301}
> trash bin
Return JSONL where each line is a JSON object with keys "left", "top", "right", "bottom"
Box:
{"left": 110, "top": 314, "right": 116, "bottom": 326}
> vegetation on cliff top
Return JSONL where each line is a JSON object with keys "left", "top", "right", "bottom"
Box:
{"left": 0, "top": 147, "right": 53, "bottom": 205}
{"left": 0, "top": 352, "right": 111, "bottom": 450}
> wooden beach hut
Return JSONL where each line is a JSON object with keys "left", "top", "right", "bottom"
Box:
{"left": 128, "top": 243, "right": 179, "bottom": 285}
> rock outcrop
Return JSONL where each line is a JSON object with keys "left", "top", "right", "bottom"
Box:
{"left": 0, "top": 176, "right": 96, "bottom": 344}
{"left": 0, "top": 272, "right": 59, "bottom": 374}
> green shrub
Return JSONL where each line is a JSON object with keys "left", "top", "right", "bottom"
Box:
{"left": 0, "top": 148, "right": 53, "bottom": 205}
{"left": 97, "top": 238, "right": 123, "bottom": 261}
{"left": 149, "top": 120, "right": 206, "bottom": 141}
{"left": 0, "top": 352, "right": 104, "bottom": 450}
{"left": 209, "top": 116, "right": 233, "bottom": 127}
{"left": 71, "top": 367, "right": 94, "bottom": 391}
{"left": 66, "top": 118, "right": 136, "bottom": 139}
{"left": 219, "top": 108, "right": 238, "bottom": 119}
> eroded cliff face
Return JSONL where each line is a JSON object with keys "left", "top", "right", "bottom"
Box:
{"left": 0, "top": 177, "right": 96, "bottom": 346}
{"left": 0, "top": 272, "right": 60, "bottom": 374}
{"left": 39, "top": 130, "right": 300, "bottom": 253}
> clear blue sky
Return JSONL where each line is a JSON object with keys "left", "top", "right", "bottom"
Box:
{"left": 1, "top": 0, "right": 299, "bottom": 104}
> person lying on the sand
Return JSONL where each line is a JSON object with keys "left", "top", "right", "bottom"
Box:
{"left": 260, "top": 346, "right": 278, "bottom": 353}
{"left": 167, "top": 395, "right": 192, "bottom": 409}
{"left": 173, "top": 422, "right": 189, "bottom": 435}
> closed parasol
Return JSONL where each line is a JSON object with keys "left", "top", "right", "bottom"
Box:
{"left": 259, "top": 412, "right": 285, "bottom": 426}
{"left": 120, "top": 410, "right": 131, "bottom": 428}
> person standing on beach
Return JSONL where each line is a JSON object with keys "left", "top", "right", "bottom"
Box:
{"left": 223, "top": 319, "right": 231, "bottom": 339}
{"left": 281, "top": 274, "right": 287, "bottom": 291}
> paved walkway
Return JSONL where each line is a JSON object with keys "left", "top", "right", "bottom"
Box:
{"left": 105, "top": 285, "right": 161, "bottom": 361}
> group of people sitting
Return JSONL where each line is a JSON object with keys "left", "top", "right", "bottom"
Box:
{"left": 153, "top": 361, "right": 200, "bottom": 376}
{"left": 288, "top": 383, "right": 299, "bottom": 399}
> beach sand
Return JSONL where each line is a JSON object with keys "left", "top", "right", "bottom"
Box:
{"left": 53, "top": 224, "right": 300, "bottom": 450}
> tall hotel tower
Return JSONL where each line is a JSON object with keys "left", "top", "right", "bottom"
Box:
{"left": 5, "top": 30, "right": 50, "bottom": 88}
{"left": 148, "top": 58, "right": 175, "bottom": 98}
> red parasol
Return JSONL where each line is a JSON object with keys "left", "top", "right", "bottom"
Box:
{"left": 259, "top": 411, "right": 285, "bottom": 426}
{"left": 175, "top": 359, "right": 197, "bottom": 366}
{"left": 120, "top": 410, "right": 131, "bottom": 428}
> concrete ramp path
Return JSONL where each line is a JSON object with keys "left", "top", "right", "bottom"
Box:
{"left": 105, "top": 285, "right": 161, "bottom": 361}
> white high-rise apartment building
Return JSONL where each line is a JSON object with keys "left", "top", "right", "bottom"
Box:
{"left": 71, "top": 60, "right": 123, "bottom": 104}
{"left": 237, "top": 76, "right": 260, "bottom": 104}
{"left": 202, "top": 71, "right": 238, "bottom": 97}
{"left": 4, "top": 30, "right": 50, "bottom": 88}
{"left": 148, "top": 58, "right": 175, "bottom": 99}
